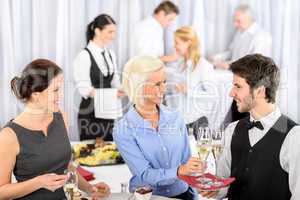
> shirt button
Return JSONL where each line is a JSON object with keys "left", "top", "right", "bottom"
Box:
{"left": 249, "top": 149, "right": 253, "bottom": 153}
{"left": 163, "top": 147, "right": 167, "bottom": 151}
{"left": 166, "top": 162, "right": 169, "bottom": 166}
{"left": 245, "top": 167, "right": 249, "bottom": 171}
{"left": 166, "top": 189, "right": 170, "bottom": 193}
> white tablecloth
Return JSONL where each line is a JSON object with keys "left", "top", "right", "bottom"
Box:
{"left": 82, "top": 164, "right": 131, "bottom": 193}
{"left": 102, "top": 193, "right": 179, "bottom": 200}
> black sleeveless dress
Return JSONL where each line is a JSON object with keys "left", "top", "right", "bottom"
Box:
{"left": 77, "top": 48, "right": 115, "bottom": 141}
{"left": 4, "top": 112, "right": 72, "bottom": 200}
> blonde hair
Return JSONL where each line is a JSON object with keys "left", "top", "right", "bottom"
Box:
{"left": 122, "top": 55, "right": 164, "bottom": 105}
{"left": 174, "top": 26, "right": 201, "bottom": 70}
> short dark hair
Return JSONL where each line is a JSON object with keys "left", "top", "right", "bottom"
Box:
{"left": 11, "top": 59, "right": 62, "bottom": 102}
{"left": 154, "top": 1, "right": 179, "bottom": 15}
{"left": 229, "top": 54, "right": 280, "bottom": 103}
{"left": 86, "top": 14, "right": 116, "bottom": 43}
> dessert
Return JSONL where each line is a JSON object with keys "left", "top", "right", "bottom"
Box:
{"left": 134, "top": 187, "right": 153, "bottom": 200}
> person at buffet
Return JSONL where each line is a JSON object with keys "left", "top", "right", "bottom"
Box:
{"left": 130, "top": 0, "right": 180, "bottom": 63}
{"left": 201, "top": 54, "right": 300, "bottom": 200}
{"left": 0, "top": 59, "right": 110, "bottom": 200}
{"left": 73, "top": 14, "right": 124, "bottom": 141}
{"left": 167, "top": 26, "right": 216, "bottom": 136}
{"left": 209, "top": 4, "right": 272, "bottom": 70}
{"left": 113, "top": 55, "right": 205, "bottom": 200}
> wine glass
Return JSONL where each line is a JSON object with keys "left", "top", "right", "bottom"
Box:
{"left": 63, "top": 156, "right": 79, "bottom": 200}
{"left": 63, "top": 169, "right": 79, "bottom": 200}
{"left": 211, "top": 128, "right": 225, "bottom": 170}
{"left": 196, "top": 127, "right": 212, "bottom": 163}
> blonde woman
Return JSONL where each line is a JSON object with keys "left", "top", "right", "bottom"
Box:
{"left": 113, "top": 56, "right": 204, "bottom": 200}
{"left": 167, "top": 26, "right": 216, "bottom": 136}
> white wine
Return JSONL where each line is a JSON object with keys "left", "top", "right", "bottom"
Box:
{"left": 197, "top": 144, "right": 211, "bottom": 162}
{"left": 212, "top": 144, "right": 224, "bottom": 160}
{"left": 64, "top": 183, "right": 78, "bottom": 200}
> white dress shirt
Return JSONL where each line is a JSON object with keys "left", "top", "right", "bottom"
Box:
{"left": 73, "top": 41, "right": 121, "bottom": 99}
{"left": 216, "top": 106, "right": 300, "bottom": 200}
{"left": 166, "top": 58, "right": 217, "bottom": 124}
{"left": 130, "top": 16, "right": 164, "bottom": 58}
{"left": 213, "top": 22, "right": 272, "bottom": 62}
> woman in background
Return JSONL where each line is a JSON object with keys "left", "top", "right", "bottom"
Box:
{"left": 113, "top": 56, "right": 204, "bottom": 200}
{"left": 74, "top": 14, "right": 124, "bottom": 141}
{"left": 0, "top": 59, "right": 110, "bottom": 199}
{"left": 167, "top": 26, "right": 216, "bottom": 136}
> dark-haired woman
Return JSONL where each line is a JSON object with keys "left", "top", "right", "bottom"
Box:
{"left": 0, "top": 59, "right": 110, "bottom": 199}
{"left": 74, "top": 14, "right": 124, "bottom": 141}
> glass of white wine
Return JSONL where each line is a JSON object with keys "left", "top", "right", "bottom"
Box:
{"left": 196, "top": 127, "right": 212, "bottom": 164}
{"left": 63, "top": 170, "right": 79, "bottom": 200}
{"left": 211, "top": 128, "right": 225, "bottom": 168}
{"left": 63, "top": 157, "right": 79, "bottom": 200}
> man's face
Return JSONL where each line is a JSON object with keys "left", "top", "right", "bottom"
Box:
{"left": 230, "top": 74, "right": 256, "bottom": 113}
{"left": 233, "top": 11, "right": 250, "bottom": 31}
{"left": 158, "top": 11, "right": 177, "bottom": 27}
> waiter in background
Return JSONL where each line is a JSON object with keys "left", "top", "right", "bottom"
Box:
{"left": 130, "top": 0, "right": 180, "bottom": 63}
{"left": 73, "top": 14, "right": 124, "bottom": 141}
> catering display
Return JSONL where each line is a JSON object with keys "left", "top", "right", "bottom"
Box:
{"left": 72, "top": 139, "right": 124, "bottom": 167}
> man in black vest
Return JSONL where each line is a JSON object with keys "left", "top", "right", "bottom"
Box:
{"left": 200, "top": 54, "right": 300, "bottom": 200}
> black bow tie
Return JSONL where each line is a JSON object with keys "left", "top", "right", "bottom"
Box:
{"left": 246, "top": 119, "right": 264, "bottom": 130}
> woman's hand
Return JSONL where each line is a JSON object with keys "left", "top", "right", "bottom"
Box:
{"left": 214, "top": 61, "right": 230, "bottom": 69}
{"left": 175, "top": 83, "right": 187, "bottom": 93}
{"left": 36, "top": 173, "right": 67, "bottom": 192}
{"left": 178, "top": 157, "right": 206, "bottom": 176}
{"left": 88, "top": 182, "right": 110, "bottom": 199}
{"left": 117, "top": 89, "right": 126, "bottom": 98}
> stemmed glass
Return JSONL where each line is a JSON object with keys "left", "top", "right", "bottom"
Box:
{"left": 63, "top": 156, "right": 79, "bottom": 200}
{"left": 211, "top": 128, "right": 225, "bottom": 170}
{"left": 63, "top": 170, "right": 79, "bottom": 200}
{"left": 196, "top": 127, "right": 212, "bottom": 165}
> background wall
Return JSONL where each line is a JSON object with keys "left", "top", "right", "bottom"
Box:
{"left": 0, "top": 0, "right": 299, "bottom": 140}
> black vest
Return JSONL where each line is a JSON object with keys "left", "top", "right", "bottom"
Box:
{"left": 228, "top": 115, "right": 297, "bottom": 200}
{"left": 85, "top": 47, "right": 114, "bottom": 89}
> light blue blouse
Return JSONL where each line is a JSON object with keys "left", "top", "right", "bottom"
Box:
{"left": 113, "top": 105, "right": 193, "bottom": 197}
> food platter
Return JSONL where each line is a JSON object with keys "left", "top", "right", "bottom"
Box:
{"left": 72, "top": 140, "right": 124, "bottom": 167}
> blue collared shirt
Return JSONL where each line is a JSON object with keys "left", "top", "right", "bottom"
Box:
{"left": 113, "top": 105, "right": 191, "bottom": 197}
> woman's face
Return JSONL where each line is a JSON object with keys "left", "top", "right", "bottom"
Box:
{"left": 96, "top": 24, "right": 117, "bottom": 45}
{"left": 174, "top": 36, "right": 190, "bottom": 56}
{"left": 142, "top": 68, "right": 166, "bottom": 106}
{"left": 31, "top": 74, "right": 64, "bottom": 112}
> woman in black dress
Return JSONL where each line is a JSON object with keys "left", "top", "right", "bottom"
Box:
{"left": 0, "top": 59, "right": 110, "bottom": 199}
{"left": 74, "top": 14, "right": 124, "bottom": 141}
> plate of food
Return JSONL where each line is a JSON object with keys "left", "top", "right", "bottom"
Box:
{"left": 179, "top": 173, "right": 235, "bottom": 191}
{"left": 72, "top": 139, "right": 124, "bottom": 167}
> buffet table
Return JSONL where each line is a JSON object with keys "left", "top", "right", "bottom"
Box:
{"left": 79, "top": 144, "right": 217, "bottom": 200}
{"left": 82, "top": 163, "right": 131, "bottom": 193}
{"left": 102, "top": 193, "right": 180, "bottom": 200}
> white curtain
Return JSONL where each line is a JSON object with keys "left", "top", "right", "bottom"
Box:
{"left": 1, "top": 0, "right": 299, "bottom": 140}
